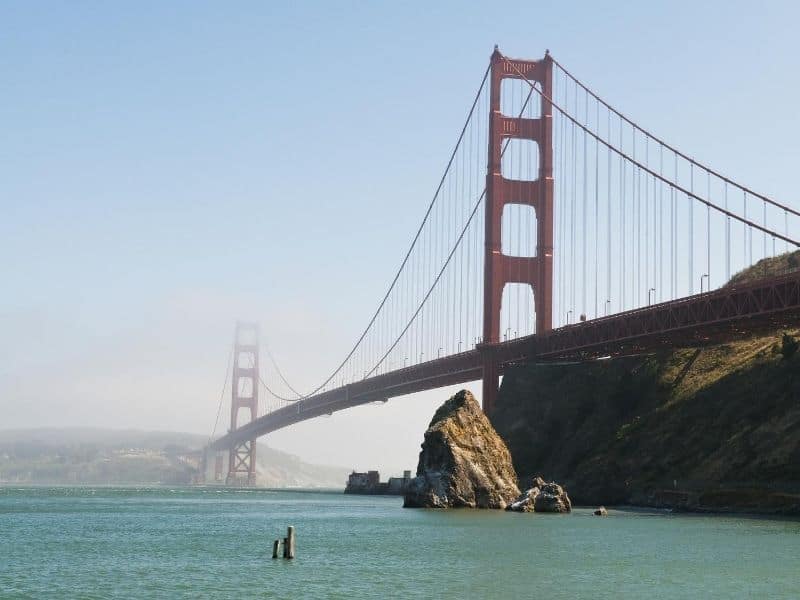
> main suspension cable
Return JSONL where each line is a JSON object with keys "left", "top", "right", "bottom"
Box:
{"left": 208, "top": 342, "right": 234, "bottom": 442}
{"left": 505, "top": 59, "right": 800, "bottom": 246}
{"left": 262, "top": 343, "right": 306, "bottom": 399}
{"left": 550, "top": 56, "right": 800, "bottom": 218}
{"left": 364, "top": 85, "right": 538, "bottom": 376}
{"left": 260, "top": 62, "right": 492, "bottom": 399}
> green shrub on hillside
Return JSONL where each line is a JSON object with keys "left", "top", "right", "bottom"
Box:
{"left": 781, "top": 333, "right": 798, "bottom": 359}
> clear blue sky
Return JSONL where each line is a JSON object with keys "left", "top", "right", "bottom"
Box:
{"left": 2, "top": 1, "right": 799, "bottom": 472}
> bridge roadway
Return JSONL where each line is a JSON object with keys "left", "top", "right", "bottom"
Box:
{"left": 210, "top": 270, "right": 800, "bottom": 450}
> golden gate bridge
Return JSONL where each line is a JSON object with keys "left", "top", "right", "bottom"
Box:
{"left": 203, "top": 47, "right": 800, "bottom": 486}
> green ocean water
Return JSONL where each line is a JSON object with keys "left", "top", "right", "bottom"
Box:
{"left": 1, "top": 487, "right": 798, "bottom": 599}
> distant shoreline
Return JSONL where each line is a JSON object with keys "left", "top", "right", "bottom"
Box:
{"left": 4, "top": 484, "right": 800, "bottom": 520}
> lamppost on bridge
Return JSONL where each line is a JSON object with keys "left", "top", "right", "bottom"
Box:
{"left": 404, "top": 357, "right": 408, "bottom": 368}
{"left": 566, "top": 310, "right": 573, "bottom": 325}
{"left": 700, "top": 274, "right": 709, "bottom": 293}
{"left": 648, "top": 288, "right": 656, "bottom": 306}
{"left": 605, "top": 300, "right": 611, "bottom": 315}
{"left": 437, "top": 347, "right": 443, "bottom": 358}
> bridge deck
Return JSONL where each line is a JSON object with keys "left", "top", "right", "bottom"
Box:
{"left": 210, "top": 271, "right": 800, "bottom": 450}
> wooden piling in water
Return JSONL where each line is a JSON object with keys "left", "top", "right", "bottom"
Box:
{"left": 284, "top": 526, "right": 295, "bottom": 559}
{"left": 272, "top": 539, "right": 281, "bottom": 559}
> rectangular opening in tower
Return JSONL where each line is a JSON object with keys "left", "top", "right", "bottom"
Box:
{"left": 500, "top": 283, "right": 537, "bottom": 339}
{"left": 502, "top": 204, "right": 538, "bottom": 257}
{"left": 235, "top": 408, "right": 254, "bottom": 429}
{"left": 500, "top": 78, "right": 541, "bottom": 119}
{"left": 236, "top": 376, "right": 254, "bottom": 399}
{"left": 237, "top": 350, "right": 257, "bottom": 369}
{"left": 501, "top": 139, "right": 539, "bottom": 182}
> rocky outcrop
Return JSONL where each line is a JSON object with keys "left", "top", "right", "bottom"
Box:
{"left": 403, "top": 390, "right": 520, "bottom": 509}
{"left": 506, "top": 486, "right": 538, "bottom": 512}
{"left": 594, "top": 506, "right": 608, "bottom": 516}
{"left": 533, "top": 479, "right": 572, "bottom": 512}
{"left": 506, "top": 476, "right": 572, "bottom": 513}
{"left": 491, "top": 326, "right": 800, "bottom": 515}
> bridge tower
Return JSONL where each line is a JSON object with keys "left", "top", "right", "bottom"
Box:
{"left": 481, "top": 48, "right": 554, "bottom": 413}
{"left": 226, "top": 321, "right": 259, "bottom": 486}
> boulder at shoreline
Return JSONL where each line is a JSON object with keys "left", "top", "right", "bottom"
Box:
{"left": 403, "top": 390, "right": 520, "bottom": 509}
{"left": 507, "top": 476, "right": 572, "bottom": 513}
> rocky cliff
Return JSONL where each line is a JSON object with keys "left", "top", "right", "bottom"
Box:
{"left": 404, "top": 390, "right": 520, "bottom": 508}
{"left": 491, "top": 330, "right": 800, "bottom": 514}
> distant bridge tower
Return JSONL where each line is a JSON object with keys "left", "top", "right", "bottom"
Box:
{"left": 481, "top": 48, "right": 553, "bottom": 414}
{"left": 226, "top": 321, "right": 259, "bottom": 486}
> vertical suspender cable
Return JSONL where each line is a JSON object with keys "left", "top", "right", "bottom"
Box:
{"left": 786, "top": 210, "right": 789, "bottom": 254}
{"left": 673, "top": 152, "right": 678, "bottom": 298}
{"left": 594, "top": 98, "right": 599, "bottom": 318}
{"left": 763, "top": 200, "right": 767, "bottom": 259}
{"left": 458, "top": 96, "right": 468, "bottom": 350}
{"left": 707, "top": 171, "right": 711, "bottom": 288}
{"left": 645, "top": 138, "right": 649, "bottom": 302}
{"left": 560, "top": 73, "right": 567, "bottom": 324}
{"left": 520, "top": 82, "right": 526, "bottom": 338}
{"left": 635, "top": 130, "right": 641, "bottom": 304}
{"left": 689, "top": 163, "right": 694, "bottom": 294}
{"left": 582, "top": 88, "right": 588, "bottom": 317}
{"left": 659, "top": 145, "right": 663, "bottom": 301}
{"left": 607, "top": 106, "right": 612, "bottom": 313}
{"left": 744, "top": 191, "right": 750, "bottom": 265}
{"left": 620, "top": 115, "right": 626, "bottom": 310}
{"left": 571, "top": 79, "right": 577, "bottom": 319}
{"left": 725, "top": 182, "right": 730, "bottom": 281}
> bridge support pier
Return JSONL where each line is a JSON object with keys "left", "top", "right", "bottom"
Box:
{"left": 480, "top": 345, "right": 500, "bottom": 414}
{"left": 214, "top": 452, "right": 224, "bottom": 482}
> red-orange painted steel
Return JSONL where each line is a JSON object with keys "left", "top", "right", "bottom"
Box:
{"left": 209, "top": 49, "right": 800, "bottom": 450}
{"left": 210, "top": 271, "right": 800, "bottom": 451}
{"left": 226, "top": 321, "right": 259, "bottom": 486}
{"left": 482, "top": 48, "right": 553, "bottom": 413}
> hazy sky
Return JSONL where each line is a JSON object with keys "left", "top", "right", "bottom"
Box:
{"left": 2, "top": 1, "right": 800, "bottom": 474}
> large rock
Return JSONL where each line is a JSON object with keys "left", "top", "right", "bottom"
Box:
{"left": 403, "top": 390, "right": 520, "bottom": 509}
{"left": 534, "top": 479, "right": 572, "bottom": 513}
{"left": 506, "top": 486, "right": 538, "bottom": 512}
{"left": 506, "top": 476, "right": 572, "bottom": 513}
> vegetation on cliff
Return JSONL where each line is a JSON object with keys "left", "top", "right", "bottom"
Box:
{"left": 493, "top": 251, "right": 800, "bottom": 514}
{"left": 493, "top": 330, "right": 800, "bottom": 513}
{"left": 725, "top": 249, "right": 800, "bottom": 286}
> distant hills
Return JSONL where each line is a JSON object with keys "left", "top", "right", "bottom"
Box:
{"left": 0, "top": 428, "right": 349, "bottom": 488}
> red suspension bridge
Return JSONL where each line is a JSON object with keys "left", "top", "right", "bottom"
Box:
{"left": 206, "top": 48, "right": 800, "bottom": 486}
